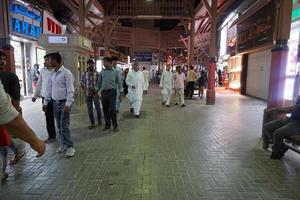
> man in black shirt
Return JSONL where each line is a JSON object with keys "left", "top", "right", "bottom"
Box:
{"left": 0, "top": 51, "right": 24, "bottom": 164}
{"left": 262, "top": 98, "right": 300, "bottom": 159}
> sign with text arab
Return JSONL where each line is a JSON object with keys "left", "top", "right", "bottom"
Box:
{"left": 237, "top": 2, "right": 274, "bottom": 52}
{"left": 9, "top": 0, "right": 42, "bottom": 40}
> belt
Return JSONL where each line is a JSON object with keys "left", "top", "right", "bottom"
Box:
{"left": 102, "top": 89, "right": 115, "bottom": 92}
{"left": 54, "top": 99, "right": 66, "bottom": 102}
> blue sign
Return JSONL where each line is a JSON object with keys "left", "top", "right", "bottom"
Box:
{"left": 135, "top": 53, "right": 152, "bottom": 62}
{"left": 9, "top": 1, "right": 42, "bottom": 39}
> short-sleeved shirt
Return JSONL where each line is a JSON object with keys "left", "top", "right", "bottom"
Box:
{"left": 0, "top": 71, "right": 21, "bottom": 101}
{"left": 174, "top": 73, "right": 186, "bottom": 89}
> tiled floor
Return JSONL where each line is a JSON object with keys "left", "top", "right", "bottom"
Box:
{"left": 1, "top": 86, "right": 300, "bottom": 200}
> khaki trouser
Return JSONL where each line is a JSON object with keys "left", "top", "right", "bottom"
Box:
{"left": 175, "top": 88, "right": 185, "bottom": 105}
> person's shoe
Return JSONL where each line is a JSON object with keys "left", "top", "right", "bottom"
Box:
{"left": 162, "top": 101, "right": 166, "bottom": 105}
{"left": 44, "top": 138, "right": 56, "bottom": 144}
{"left": 65, "top": 147, "right": 75, "bottom": 158}
{"left": 175, "top": 103, "right": 178, "bottom": 106}
{"left": 130, "top": 108, "right": 134, "bottom": 114}
{"left": 56, "top": 147, "right": 66, "bottom": 153}
{"left": 181, "top": 104, "right": 186, "bottom": 107}
{"left": 98, "top": 121, "right": 102, "bottom": 126}
{"left": 135, "top": 115, "right": 140, "bottom": 118}
{"left": 113, "top": 127, "right": 119, "bottom": 132}
{"left": 116, "top": 110, "right": 120, "bottom": 114}
{"left": 166, "top": 105, "right": 170, "bottom": 107}
{"left": 9, "top": 151, "right": 25, "bottom": 165}
{"left": 102, "top": 127, "right": 111, "bottom": 131}
{"left": 88, "top": 125, "right": 97, "bottom": 129}
{"left": 270, "top": 152, "right": 283, "bottom": 160}
{"left": 1, "top": 172, "right": 8, "bottom": 181}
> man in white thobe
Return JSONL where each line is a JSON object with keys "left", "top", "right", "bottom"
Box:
{"left": 126, "top": 62, "right": 144, "bottom": 118}
{"left": 160, "top": 65, "right": 173, "bottom": 107}
{"left": 142, "top": 67, "right": 150, "bottom": 94}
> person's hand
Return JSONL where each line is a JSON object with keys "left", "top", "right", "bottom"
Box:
{"left": 30, "top": 138, "right": 46, "bottom": 157}
{"left": 64, "top": 106, "right": 70, "bottom": 112}
{"left": 32, "top": 97, "right": 37, "bottom": 102}
{"left": 119, "top": 94, "right": 123, "bottom": 102}
{"left": 42, "top": 105, "right": 47, "bottom": 112}
{"left": 93, "top": 92, "right": 99, "bottom": 99}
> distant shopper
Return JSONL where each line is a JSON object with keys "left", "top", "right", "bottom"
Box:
{"left": 80, "top": 59, "right": 102, "bottom": 129}
{"left": 174, "top": 66, "right": 186, "bottom": 107}
{"left": 186, "top": 66, "right": 198, "bottom": 99}
{"left": 32, "top": 55, "right": 57, "bottom": 143}
{"left": 142, "top": 67, "right": 150, "bottom": 94}
{"left": 123, "top": 68, "right": 129, "bottom": 96}
{"left": 97, "top": 57, "right": 122, "bottom": 132}
{"left": 111, "top": 56, "right": 122, "bottom": 113}
{"left": 126, "top": 61, "right": 144, "bottom": 118}
{"left": 43, "top": 52, "right": 75, "bottom": 157}
{"left": 197, "top": 71, "right": 206, "bottom": 99}
{"left": 31, "top": 64, "right": 40, "bottom": 90}
{"left": 160, "top": 65, "right": 173, "bottom": 107}
{"left": 0, "top": 51, "right": 24, "bottom": 165}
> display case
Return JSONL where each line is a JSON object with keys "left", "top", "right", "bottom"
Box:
{"left": 227, "top": 55, "right": 242, "bottom": 91}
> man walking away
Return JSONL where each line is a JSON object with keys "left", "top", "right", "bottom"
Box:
{"left": 197, "top": 71, "right": 206, "bottom": 99}
{"left": 97, "top": 57, "right": 122, "bottom": 132}
{"left": 174, "top": 66, "right": 186, "bottom": 107}
{"left": 111, "top": 56, "right": 123, "bottom": 113}
{"left": 43, "top": 52, "right": 75, "bottom": 158}
{"left": 160, "top": 65, "right": 173, "bottom": 107}
{"left": 32, "top": 55, "right": 57, "bottom": 143}
{"left": 186, "top": 66, "right": 198, "bottom": 99}
{"left": 126, "top": 61, "right": 144, "bottom": 118}
{"left": 142, "top": 67, "right": 150, "bottom": 94}
{"left": 80, "top": 59, "right": 102, "bottom": 129}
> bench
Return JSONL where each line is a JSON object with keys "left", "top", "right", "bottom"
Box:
{"left": 284, "top": 135, "right": 300, "bottom": 154}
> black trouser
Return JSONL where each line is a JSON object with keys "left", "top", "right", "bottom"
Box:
{"left": 42, "top": 97, "right": 56, "bottom": 139}
{"left": 187, "top": 81, "right": 195, "bottom": 98}
{"left": 101, "top": 89, "right": 118, "bottom": 129}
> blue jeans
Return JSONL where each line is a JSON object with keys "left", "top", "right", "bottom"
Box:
{"left": 53, "top": 100, "right": 74, "bottom": 148}
{"left": 86, "top": 96, "right": 102, "bottom": 125}
{"left": 115, "top": 87, "right": 121, "bottom": 112}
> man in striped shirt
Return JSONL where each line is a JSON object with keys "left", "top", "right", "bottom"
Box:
{"left": 80, "top": 59, "right": 102, "bottom": 129}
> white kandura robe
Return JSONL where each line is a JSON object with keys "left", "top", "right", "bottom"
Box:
{"left": 160, "top": 70, "right": 173, "bottom": 106}
{"left": 126, "top": 70, "right": 145, "bottom": 115}
{"left": 142, "top": 70, "right": 150, "bottom": 91}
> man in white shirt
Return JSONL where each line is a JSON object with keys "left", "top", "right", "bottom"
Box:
{"left": 142, "top": 67, "right": 150, "bottom": 94}
{"left": 43, "top": 52, "right": 75, "bottom": 157}
{"left": 126, "top": 62, "right": 144, "bottom": 118}
{"left": 160, "top": 65, "right": 173, "bottom": 107}
{"left": 32, "top": 55, "right": 56, "bottom": 143}
{"left": 174, "top": 66, "right": 186, "bottom": 107}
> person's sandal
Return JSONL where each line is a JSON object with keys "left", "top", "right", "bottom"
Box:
{"left": 9, "top": 151, "right": 25, "bottom": 165}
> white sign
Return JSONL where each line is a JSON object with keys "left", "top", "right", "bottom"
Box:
{"left": 83, "top": 38, "right": 92, "bottom": 48}
{"left": 48, "top": 36, "right": 68, "bottom": 44}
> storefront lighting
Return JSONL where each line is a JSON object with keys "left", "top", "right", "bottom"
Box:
{"left": 11, "top": 35, "right": 29, "bottom": 43}
{"left": 221, "top": 12, "right": 236, "bottom": 28}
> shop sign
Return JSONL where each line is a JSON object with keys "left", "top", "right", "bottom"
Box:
{"left": 48, "top": 36, "right": 68, "bottom": 44}
{"left": 43, "top": 11, "right": 63, "bottom": 34}
{"left": 134, "top": 53, "right": 152, "bottom": 62}
{"left": 237, "top": 2, "right": 274, "bottom": 52}
{"left": 9, "top": 0, "right": 42, "bottom": 39}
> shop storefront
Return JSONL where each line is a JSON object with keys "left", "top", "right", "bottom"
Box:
{"left": 9, "top": 0, "right": 43, "bottom": 96}
{"left": 236, "top": 1, "right": 275, "bottom": 100}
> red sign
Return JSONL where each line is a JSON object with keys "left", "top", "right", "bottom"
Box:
{"left": 47, "top": 17, "right": 62, "bottom": 34}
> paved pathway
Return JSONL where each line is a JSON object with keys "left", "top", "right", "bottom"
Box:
{"left": 1, "top": 86, "right": 300, "bottom": 200}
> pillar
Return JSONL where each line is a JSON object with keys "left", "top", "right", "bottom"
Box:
{"left": 206, "top": 0, "right": 217, "bottom": 105}
{"left": 0, "top": 0, "right": 15, "bottom": 72}
{"left": 79, "top": 0, "right": 85, "bottom": 36}
{"left": 104, "top": 17, "right": 109, "bottom": 56}
{"left": 267, "top": 0, "right": 292, "bottom": 108}
{"left": 189, "top": 16, "right": 195, "bottom": 66}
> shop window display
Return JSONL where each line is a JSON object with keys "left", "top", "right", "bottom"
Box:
{"left": 227, "top": 55, "right": 242, "bottom": 91}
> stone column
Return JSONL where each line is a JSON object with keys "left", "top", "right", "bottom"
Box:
{"left": 0, "top": 0, "right": 15, "bottom": 72}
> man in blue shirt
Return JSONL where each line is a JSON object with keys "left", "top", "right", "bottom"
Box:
{"left": 43, "top": 52, "right": 75, "bottom": 158}
{"left": 262, "top": 98, "right": 300, "bottom": 159}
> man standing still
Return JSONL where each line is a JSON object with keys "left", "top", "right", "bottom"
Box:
{"left": 186, "top": 66, "right": 198, "bottom": 99}
{"left": 97, "top": 57, "right": 122, "bottom": 132}
{"left": 142, "top": 67, "right": 150, "bottom": 94}
{"left": 160, "top": 65, "right": 173, "bottom": 107}
{"left": 32, "top": 55, "right": 56, "bottom": 143}
{"left": 126, "top": 61, "right": 144, "bottom": 118}
{"left": 80, "top": 59, "right": 102, "bottom": 129}
{"left": 43, "top": 53, "right": 75, "bottom": 157}
{"left": 111, "top": 56, "right": 122, "bottom": 113}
